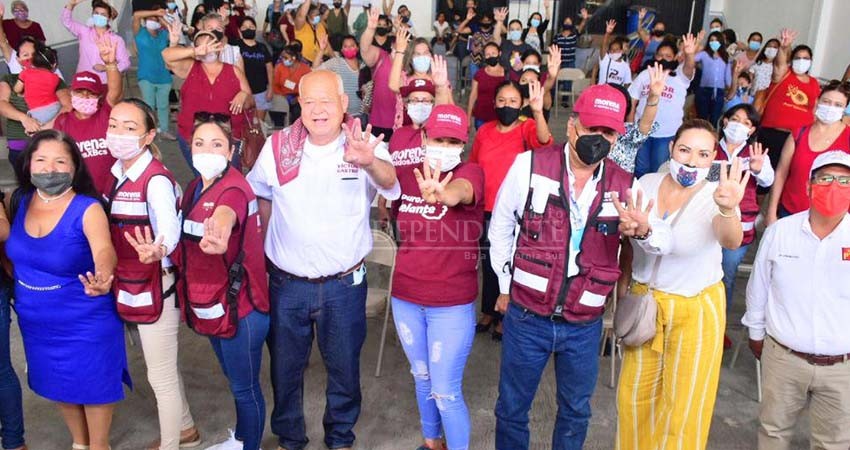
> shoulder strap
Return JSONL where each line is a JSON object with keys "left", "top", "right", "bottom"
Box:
{"left": 762, "top": 69, "right": 789, "bottom": 110}
{"left": 648, "top": 180, "right": 708, "bottom": 287}
{"left": 796, "top": 125, "right": 808, "bottom": 143}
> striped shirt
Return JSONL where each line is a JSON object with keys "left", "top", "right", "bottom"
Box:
{"left": 319, "top": 56, "right": 363, "bottom": 116}
{"left": 554, "top": 33, "right": 578, "bottom": 67}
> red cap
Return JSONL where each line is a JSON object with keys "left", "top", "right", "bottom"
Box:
{"left": 400, "top": 78, "right": 436, "bottom": 97}
{"left": 70, "top": 71, "right": 105, "bottom": 96}
{"left": 572, "top": 84, "right": 627, "bottom": 134}
{"left": 424, "top": 104, "right": 469, "bottom": 143}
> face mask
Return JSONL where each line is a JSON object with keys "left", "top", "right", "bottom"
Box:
{"left": 341, "top": 48, "right": 358, "bottom": 59}
{"left": 723, "top": 121, "right": 751, "bottom": 144}
{"left": 748, "top": 41, "right": 761, "bottom": 51}
{"left": 845, "top": 104, "right": 850, "bottom": 117}
{"left": 32, "top": 172, "right": 73, "bottom": 196}
{"left": 283, "top": 59, "right": 294, "bottom": 67}
{"left": 202, "top": 52, "right": 219, "bottom": 63}
{"left": 406, "top": 102, "right": 433, "bottom": 125}
{"left": 658, "top": 59, "right": 679, "bottom": 72}
{"left": 12, "top": 10, "right": 28, "bottom": 21}
{"left": 71, "top": 95, "right": 99, "bottom": 115}
{"left": 652, "top": 29, "right": 664, "bottom": 37}
{"left": 311, "top": 15, "right": 321, "bottom": 25}
{"left": 669, "top": 158, "right": 709, "bottom": 188}
{"left": 167, "top": 2, "right": 177, "bottom": 9}
{"left": 815, "top": 103, "right": 845, "bottom": 124}
{"left": 375, "top": 27, "right": 389, "bottom": 36}
{"left": 763, "top": 47, "right": 778, "bottom": 59}
{"left": 333, "top": 2, "right": 342, "bottom": 8}
{"left": 792, "top": 58, "right": 811, "bottom": 74}
{"left": 609, "top": 52, "right": 623, "bottom": 61}
{"left": 495, "top": 106, "right": 520, "bottom": 126}
{"left": 241, "top": 29, "right": 256, "bottom": 39}
{"left": 211, "top": 30, "right": 225, "bottom": 41}
{"left": 574, "top": 134, "right": 611, "bottom": 165}
{"left": 507, "top": 30, "right": 522, "bottom": 42}
{"left": 412, "top": 55, "right": 431, "bottom": 73}
{"left": 106, "top": 132, "right": 146, "bottom": 161}
{"left": 522, "top": 64, "right": 540, "bottom": 73}
{"left": 146, "top": 20, "right": 162, "bottom": 31}
{"left": 484, "top": 56, "right": 499, "bottom": 67}
{"left": 401, "top": 15, "right": 410, "bottom": 24}
{"left": 425, "top": 145, "right": 463, "bottom": 171}
{"left": 193, "top": 153, "right": 229, "bottom": 179}
{"left": 518, "top": 83, "right": 530, "bottom": 99}
{"left": 92, "top": 14, "right": 109, "bottom": 28}
{"left": 811, "top": 183, "right": 850, "bottom": 217}
{"left": 530, "top": 18, "right": 540, "bottom": 28}
{"left": 710, "top": 26, "right": 721, "bottom": 33}
{"left": 709, "top": 41, "right": 721, "bottom": 52}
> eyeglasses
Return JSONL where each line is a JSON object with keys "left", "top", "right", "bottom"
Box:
{"left": 406, "top": 98, "right": 435, "bottom": 105}
{"left": 194, "top": 111, "right": 230, "bottom": 123}
{"left": 812, "top": 174, "right": 850, "bottom": 186}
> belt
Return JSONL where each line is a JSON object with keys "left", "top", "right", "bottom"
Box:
{"left": 519, "top": 306, "right": 568, "bottom": 323}
{"left": 773, "top": 339, "right": 850, "bottom": 366}
{"left": 274, "top": 260, "right": 364, "bottom": 284}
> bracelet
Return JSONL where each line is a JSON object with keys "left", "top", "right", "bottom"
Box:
{"left": 633, "top": 228, "right": 652, "bottom": 240}
{"left": 394, "top": 50, "right": 405, "bottom": 55}
{"left": 718, "top": 208, "right": 737, "bottom": 218}
{"left": 646, "top": 99, "right": 660, "bottom": 107}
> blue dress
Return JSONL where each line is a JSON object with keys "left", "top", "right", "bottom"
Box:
{"left": 6, "top": 193, "right": 131, "bottom": 404}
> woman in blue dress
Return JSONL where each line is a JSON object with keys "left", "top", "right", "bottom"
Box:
{"left": 5, "top": 130, "right": 128, "bottom": 450}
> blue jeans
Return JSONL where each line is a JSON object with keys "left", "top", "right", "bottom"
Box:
{"left": 695, "top": 86, "right": 726, "bottom": 127}
{"left": 721, "top": 244, "right": 749, "bottom": 312}
{"left": 468, "top": 63, "right": 479, "bottom": 80}
{"left": 178, "top": 135, "right": 242, "bottom": 177}
{"left": 209, "top": 310, "right": 270, "bottom": 450}
{"left": 267, "top": 267, "right": 367, "bottom": 450}
{"left": 495, "top": 304, "right": 602, "bottom": 450}
{"left": 391, "top": 297, "right": 475, "bottom": 450}
{"left": 635, "top": 135, "right": 674, "bottom": 178}
{"left": 139, "top": 80, "right": 173, "bottom": 134}
{"left": 0, "top": 284, "right": 24, "bottom": 450}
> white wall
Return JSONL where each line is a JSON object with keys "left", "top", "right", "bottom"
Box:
{"left": 33, "top": 0, "right": 131, "bottom": 48}
{"left": 809, "top": 0, "right": 850, "bottom": 79}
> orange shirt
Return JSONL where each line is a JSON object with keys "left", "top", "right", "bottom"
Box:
{"left": 273, "top": 62, "right": 311, "bottom": 96}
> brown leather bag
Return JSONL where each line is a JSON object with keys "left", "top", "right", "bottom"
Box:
{"left": 240, "top": 110, "right": 265, "bottom": 171}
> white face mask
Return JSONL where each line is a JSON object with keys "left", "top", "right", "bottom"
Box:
{"left": 193, "top": 153, "right": 229, "bottom": 179}
{"left": 608, "top": 52, "right": 623, "bottom": 61}
{"left": 522, "top": 64, "right": 540, "bottom": 73}
{"left": 669, "top": 158, "right": 709, "bottom": 188}
{"left": 723, "top": 121, "right": 751, "bottom": 145}
{"left": 106, "top": 133, "right": 146, "bottom": 161}
{"left": 425, "top": 144, "right": 463, "bottom": 171}
{"left": 406, "top": 102, "right": 433, "bottom": 125}
{"left": 763, "top": 47, "right": 778, "bottom": 59}
{"left": 145, "top": 20, "right": 162, "bottom": 31}
{"left": 815, "top": 103, "right": 845, "bottom": 125}
{"left": 791, "top": 58, "right": 811, "bottom": 74}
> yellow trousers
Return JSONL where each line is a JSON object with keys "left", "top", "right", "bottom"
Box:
{"left": 616, "top": 281, "right": 726, "bottom": 450}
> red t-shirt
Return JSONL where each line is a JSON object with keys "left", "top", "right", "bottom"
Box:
{"left": 2, "top": 19, "right": 46, "bottom": 50}
{"left": 470, "top": 119, "right": 552, "bottom": 211}
{"left": 369, "top": 50, "right": 395, "bottom": 129}
{"left": 472, "top": 69, "right": 504, "bottom": 123}
{"left": 780, "top": 125, "right": 850, "bottom": 214}
{"left": 389, "top": 127, "right": 485, "bottom": 306}
{"left": 54, "top": 104, "right": 116, "bottom": 197}
{"left": 178, "top": 62, "right": 244, "bottom": 142}
{"left": 761, "top": 72, "right": 821, "bottom": 130}
{"left": 19, "top": 68, "right": 60, "bottom": 108}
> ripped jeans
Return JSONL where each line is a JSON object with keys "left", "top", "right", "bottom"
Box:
{"left": 391, "top": 297, "right": 475, "bottom": 450}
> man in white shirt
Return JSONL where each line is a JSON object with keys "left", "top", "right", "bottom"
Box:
{"left": 247, "top": 69, "right": 400, "bottom": 450}
{"left": 744, "top": 150, "right": 850, "bottom": 450}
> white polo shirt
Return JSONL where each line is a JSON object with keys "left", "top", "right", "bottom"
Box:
{"left": 744, "top": 211, "right": 850, "bottom": 355}
{"left": 247, "top": 131, "right": 401, "bottom": 278}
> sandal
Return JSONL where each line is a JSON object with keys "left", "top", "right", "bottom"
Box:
{"left": 145, "top": 427, "right": 202, "bottom": 449}
{"left": 71, "top": 445, "right": 89, "bottom": 450}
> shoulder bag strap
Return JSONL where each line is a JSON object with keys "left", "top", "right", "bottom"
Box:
{"left": 647, "top": 180, "right": 708, "bottom": 287}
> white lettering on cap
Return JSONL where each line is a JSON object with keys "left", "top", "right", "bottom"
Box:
{"left": 414, "top": 79, "right": 427, "bottom": 87}
{"left": 593, "top": 98, "right": 621, "bottom": 113}
{"left": 76, "top": 76, "right": 97, "bottom": 83}
{"left": 437, "top": 113, "right": 461, "bottom": 126}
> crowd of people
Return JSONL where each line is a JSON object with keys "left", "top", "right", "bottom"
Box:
{"left": 0, "top": 1, "right": 849, "bottom": 450}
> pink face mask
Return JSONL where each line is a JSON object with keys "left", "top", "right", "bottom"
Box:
{"left": 71, "top": 95, "right": 99, "bottom": 115}
{"left": 341, "top": 48, "right": 358, "bottom": 59}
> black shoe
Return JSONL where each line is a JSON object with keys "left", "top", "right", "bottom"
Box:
{"left": 475, "top": 321, "right": 494, "bottom": 333}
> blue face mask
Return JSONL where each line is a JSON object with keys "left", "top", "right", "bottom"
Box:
{"left": 166, "top": 2, "right": 177, "bottom": 10}
{"left": 92, "top": 14, "right": 109, "bottom": 28}
{"left": 530, "top": 18, "right": 540, "bottom": 28}
{"left": 283, "top": 59, "right": 294, "bottom": 67}
{"left": 311, "top": 15, "right": 321, "bottom": 25}
{"left": 709, "top": 41, "right": 721, "bottom": 52}
{"left": 748, "top": 40, "right": 761, "bottom": 51}
{"left": 845, "top": 103, "right": 850, "bottom": 117}
{"left": 412, "top": 55, "right": 431, "bottom": 73}
{"left": 507, "top": 30, "right": 522, "bottom": 42}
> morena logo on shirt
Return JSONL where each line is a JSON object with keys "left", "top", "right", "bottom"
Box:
{"left": 77, "top": 138, "right": 109, "bottom": 159}
{"left": 398, "top": 193, "right": 448, "bottom": 220}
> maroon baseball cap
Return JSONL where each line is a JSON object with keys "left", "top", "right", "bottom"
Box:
{"left": 400, "top": 78, "right": 436, "bottom": 98}
{"left": 572, "top": 84, "right": 627, "bottom": 134}
{"left": 424, "top": 104, "right": 469, "bottom": 143}
{"left": 70, "top": 71, "right": 105, "bottom": 96}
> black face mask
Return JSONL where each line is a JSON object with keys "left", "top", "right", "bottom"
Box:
{"left": 484, "top": 56, "right": 499, "bottom": 67}
{"left": 241, "top": 29, "right": 256, "bottom": 40}
{"left": 652, "top": 29, "right": 664, "bottom": 37}
{"left": 401, "top": 15, "right": 410, "bottom": 23}
{"left": 480, "top": 23, "right": 492, "bottom": 31}
{"left": 574, "top": 133, "right": 612, "bottom": 165}
{"left": 518, "top": 83, "right": 530, "bottom": 99}
{"left": 495, "top": 106, "right": 520, "bottom": 126}
{"left": 31, "top": 172, "right": 73, "bottom": 196}
{"left": 657, "top": 59, "right": 679, "bottom": 72}
{"left": 333, "top": 2, "right": 342, "bottom": 8}
{"left": 211, "top": 29, "right": 225, "bottom": 41}
{"left": 375, "top": 27, "right": 389, "bottom": 36}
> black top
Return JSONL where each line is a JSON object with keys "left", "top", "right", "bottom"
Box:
{"left": 237, "top": 40, "right": 273, "bottom": 94}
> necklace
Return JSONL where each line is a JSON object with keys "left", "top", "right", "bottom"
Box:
{"left": 36, "top": 187, "right": 72, "bottom": 203}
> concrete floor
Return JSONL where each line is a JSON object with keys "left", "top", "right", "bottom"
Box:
{"left": 3, "top": 106, "right": 812, "bottom": 449}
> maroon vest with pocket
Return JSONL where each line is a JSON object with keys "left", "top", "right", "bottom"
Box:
{"left": 177, "top": 166, "right": 270, "bottom": 338}
{"left": 105, "top": 158, "right": 179, "bottom": 324}
{"left": 715, "top": 143, "right": 759, "bottom": 245}
{"left": 509, "top": 144, "right": 633, "bottom": 322}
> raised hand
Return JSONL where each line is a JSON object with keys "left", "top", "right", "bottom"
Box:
{"left": 431, "top": 54, "right": 448, "bottom": 87}
{"left": 342, "top": 118, "right": 384, "bottom": 168}
{"left": 465, "top": 8, "right": 475, "bottom": 22}
{"left": 167, "top": 16, "right": 183, "bottom": 43}
{"left": 612, "top": 189, "right": 654, "bottom": 237}
{"left": 527, "top": 79, "right": 544, "bottom": 113}
{"left": 199, "top": 217, "right": 229, "bottom": 255}
{"left": 318, "top": 34, "right": 329, "bottom": 52}
{"left": 394, "top": 26, "right": 410, "bottom": 53}
{"left": 779, "top": 28, "right": 798, "bottom": 48}
{"left": 493, "top": 7, "right": 508, "bottom": 23}
{"left": 194, "top": 40, "right": 224, "bottom": 58}
{"left": 748, "top": 142, "right": 768, "bottom": 174}
{"left": 68, "top": 0, "right": 86, "bottom": 7}
{"left": 580, "top": 7, "right": 589, "bottom": 20}
{"left": 0, "top": 3, "right": 5, "bottom": 19}
{"left": 648, "top": 62, "right": 669, "bottom": 96}
{"left": 124, "top": 226, "right": 166, "bottom": 264}
{"left": 547, "top": 43, "right": 561, "bottom": 78}
{"left": 366, "top": 6, "right": 380, "bottom": 29}
{"left": 97, "top": 35, "right": 117, "bottom": 65}
{"left": 605, "top": 19, "right": 616, "bottom": 35}
{"left": 714, "top": 158, "right": 750, "bottom": 212}
{"left": 78, "top": 270, "right": 114, "bottom": 297}
{"left": 638, "top": 7, "right": 647, "bottom": 21}
{"left": 413, "top": 158, "right": 454, "bottom": 204}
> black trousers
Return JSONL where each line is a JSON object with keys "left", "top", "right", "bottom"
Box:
{"left": 756, "top": 127, "right": 791, "bottom": 194}
{"left": 479, "top": 212, "right": 502, "bottom": 320}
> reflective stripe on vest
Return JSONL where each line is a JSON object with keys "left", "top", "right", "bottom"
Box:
{"left": 110, "top": 200, "right": 149, "bottom": 217}
{"left": 192, "top": 303, "right": 225, "bottom": 320}
{"left": 182, "top": 219, "right": 204, "bottom": 238}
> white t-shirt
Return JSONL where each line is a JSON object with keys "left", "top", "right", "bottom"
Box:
{"left": 597, "top": 54, "right": 632, "bottom": 86}
{"left": 629, "top": 67, "right": 693, "bottom": 138}
{"left": 220, "top": 44, "right": 243, "bottom": 66}
{"left": 630, "top": 173, "right": 726, "bottom": 297}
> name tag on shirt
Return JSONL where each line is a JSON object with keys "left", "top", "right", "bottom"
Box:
{"left": 284, "top": 80, "right": 297, "bottom": 90}
{"left": 599, "top": 192, "right": 620, "bottom": 218}
{"left": 337, "top": 162, "right": 359, "bottom": 180}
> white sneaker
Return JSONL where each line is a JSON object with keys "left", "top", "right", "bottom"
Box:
{"left": 203, "top": 430, "right": 243, "bottom": 450}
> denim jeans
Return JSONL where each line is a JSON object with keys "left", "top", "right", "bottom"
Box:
{"left": 138, "top": 80, "right": 173, "bottom": 133}
{"left": 391, "top": 297, "right": 475, "bottom": 450}
{"left": 178, "top": 135, "right": 242, "bottom": 177}
{"left": 495, "top": 304, "right": 602, "bottom": 450}
{"left": 0, "top": 284, "right": 24, "bottom": 450}
{"left": 468, "top": 63, "right": 479, "bottom": 80}
{"left": 721, "top": 244, "right": 749, "bottom": 312}
{"left": 695, "top": 86, "right": 726, "bottom": 127}
{"left": 635, "top": 135, "right": 674, "bottom": 178}
{"left": 267, "top": 267, "right": 367, "bottom": 450}
{"left": 209, "top": 310, "right": 270, "bottom": 450}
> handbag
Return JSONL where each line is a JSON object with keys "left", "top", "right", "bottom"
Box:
{"left": 240, "top": 110, "right": 266, "bottom": 171}
{"left": 614, "top": 181, "right": 706, "bottom": 347}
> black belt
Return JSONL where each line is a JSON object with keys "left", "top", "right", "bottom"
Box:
{"left": 271, "top": 260, "right": 364, "bottom": 284}
{"left": 519, "top": 306, "right": 567, "bottom": 323}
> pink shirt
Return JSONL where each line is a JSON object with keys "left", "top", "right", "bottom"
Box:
{"left": 369, "top": 50, "right": 395, "bottom": 129}
{"left": 61, "top": 7, "right": 130, "bottom": 83}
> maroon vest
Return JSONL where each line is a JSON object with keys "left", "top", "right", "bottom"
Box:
{"left": 715, "top": 143, "right": 758, "bottom": 245}
{"left": 177, "top": 166, "right": 270, "bottom": 338}
{"left": 509, "top": 144, "right": 632, "bottom": 322}
{"left": 105, "top": 158, "right": 179, "bottom": 324}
